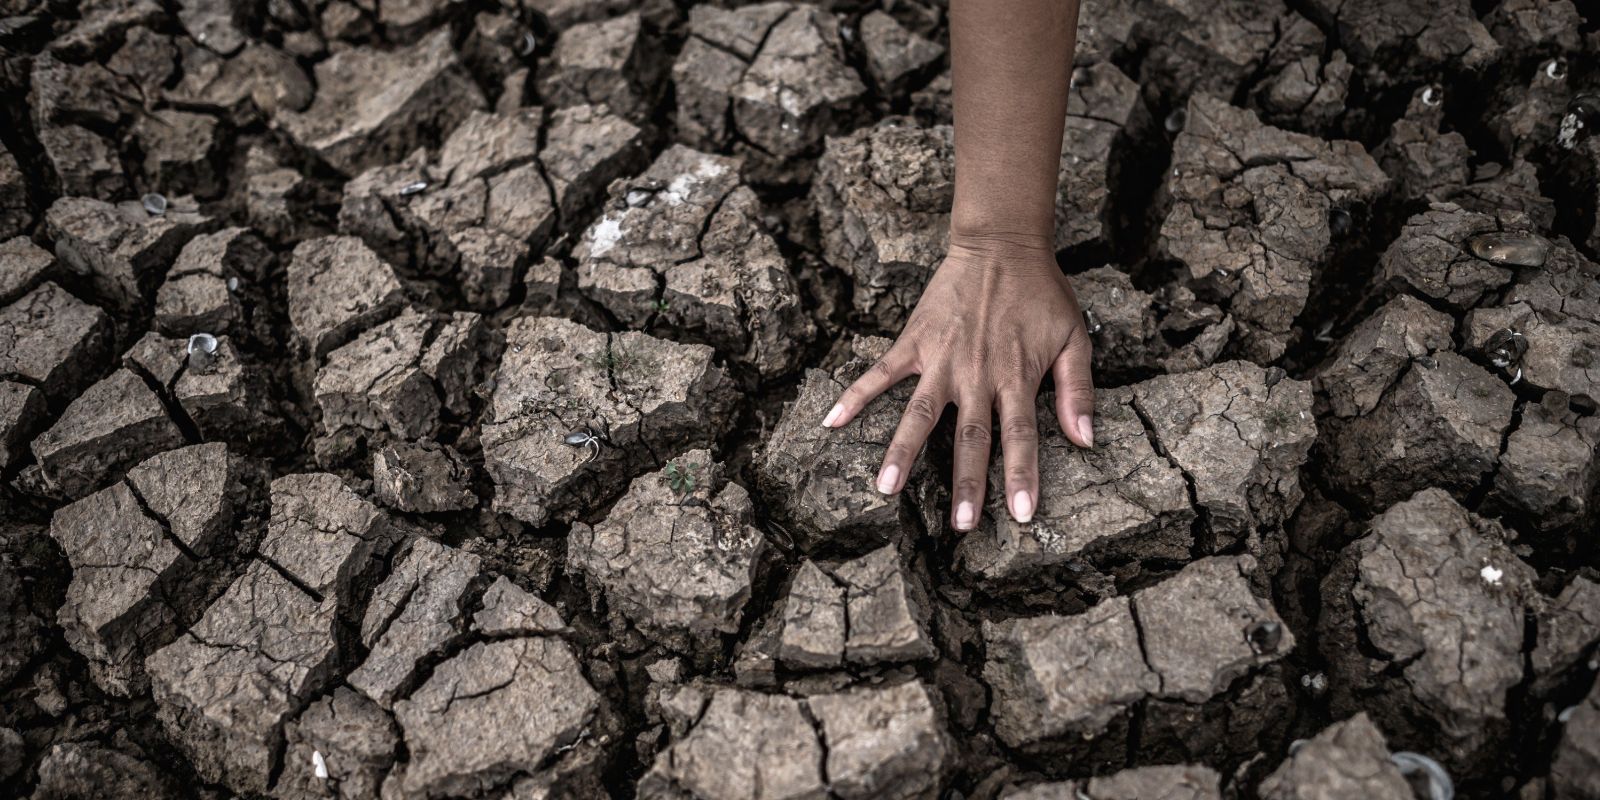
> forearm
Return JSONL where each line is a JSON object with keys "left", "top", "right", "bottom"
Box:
{"left": 948, "top": 0, "right": 1079, "bottom": 249}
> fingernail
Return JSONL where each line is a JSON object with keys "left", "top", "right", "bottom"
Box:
{"left": 1077, "top": 415, "right": 1094, "bottom": 447}
{"left": 954, "top": 501, "right": 975, "bottom": 531}
{"left": 876, "top": 465, "right": 900, "bottom": 495}
{"left": 822, "top": 404, "right": 844, "bottom": 428}
{"left": 1011, "top": 491, "right": 1034, "bottom": 523}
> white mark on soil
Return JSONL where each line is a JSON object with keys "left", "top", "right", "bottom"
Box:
{"left": 313, "top": 750, "right": 328, "bottom": 779}
{"left": 662, "top": 159, "right": 727, "bottom": 206}
{"left": 589, "top": 216, "right": 625, "bottom": 256}
{"left": 1480, "top": 565, "right": 1503, "bottom": 586}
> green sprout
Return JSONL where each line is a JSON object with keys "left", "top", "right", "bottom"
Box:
{"left": 664, "top": 460, "right": 700, "bottom": 495}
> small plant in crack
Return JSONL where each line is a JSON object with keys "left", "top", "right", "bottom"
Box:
{"left": 1262, "top": 404, "right": 1298, "bottom": 433}
{"left": 664, "top": 460, "right": 701, "bottom": 496}
{"left": 652, "top": 297, "right": 671, "bottom": 314}
{"left": 586, "top": 346, "right": 651, "bottom": 381}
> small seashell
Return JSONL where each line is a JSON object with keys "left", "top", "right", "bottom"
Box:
{"left": 142, "top": 193, "right": 168, "bottom": 216}
{"left": 187, "top": 332, "right": 219, "bottom": 355}
{"left": 518, "top": 31, "right": 537, "bottom": 56}
{"left": 399, "top": 180, "right": 429, "bottom": 196}
{"left": 1559, "top": 705, "right": 1578, "bottom": 723}
{"left": 625, "top": 189, "right": 653, "bottom": 207}
{"left": 563, "top": 430, "right": 595, "bottom": 446}
{"left": 1544, "top": 58, "right": 1567, "bottom": 80}
{"left": 1390, "top": 752, "right": 1454, "bottom": 800}
{"left": 1465, "top": 232, "right": 1550, "bottom": 268}
{"left": 1328, "top": 207, "right": 1351, "bottom": 237}
{"left": 1265, "top": 366, "right": 1286, "bottom": 388}
{"left": 1421, "top": 86, "right": 1442, "bottom": 107}
{"left": 313, "top": 750, "right": 328, "bottom": 780}
{"left": 1247, "top": 620, "right": 1283, "bottom": 654}
{"left": 186, "top": 332, "right": 219, "bottom": 370}
{"left": 226, "top": 276, "right": 240, "bottom": 292}
{"left": 1164, "top": 107, "right": 1187, "bottom": 134}
{"left": 1288, "top": 738, "right": 1307, "bottom": 756}
{"left": 1483, "top": 328, "right": 1528, "bottom": 369}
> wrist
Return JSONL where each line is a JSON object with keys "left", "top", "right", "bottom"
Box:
{"left": 944, "top": 227, "right": 1060, "bottom": 279}
{"left": 950, "top": 197, "right": 1055, "bottom": 254}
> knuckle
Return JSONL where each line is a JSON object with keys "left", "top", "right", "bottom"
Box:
{"left": 904, "top": 393, "right": 940, "bottom": 422}
{"left": 869, "top": 358, "right": 897, "bottom": 380}
{"left": 1061, "top": 378, "right": 1096, "bottom": 402}
{"left": 953, "top": 477, "right": 986, "bottom": 496}
{"left": 885, "top": 443, "right": 919, "bottom": 463}
{"left": 956, "top": 422, "right": 992, "bottom": 446}
{"left": 1002, "top": 416, "right": 1038, "bottom": 443}
{"left": 1006, "top": 465, "right": 1034, "bottom": 486}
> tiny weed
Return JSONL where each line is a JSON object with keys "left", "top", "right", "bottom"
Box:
{"left": 1262, "top": 404, "right": 1297, "bottom": 432}
{"left": 664, "top": 460, "right": 700, "bottom": 495}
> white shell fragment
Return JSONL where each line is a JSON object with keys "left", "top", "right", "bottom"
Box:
{"left": 313, "top": 750, "right": 329, "bottom": 780}
{"left": 1390, "top": 751, "right": 1454, "bottom": 800}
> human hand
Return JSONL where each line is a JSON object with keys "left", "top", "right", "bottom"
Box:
{"left": 822, "top": 233, "right": 1096, "bottom": 531}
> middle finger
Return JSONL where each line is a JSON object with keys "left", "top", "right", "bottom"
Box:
{"left": 876, "top": 377, "right": 947, "bottom": 495}
{"left": 950, "top": 393, "right": 992, "bottom": 531}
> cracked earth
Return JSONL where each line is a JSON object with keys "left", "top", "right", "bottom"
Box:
{"left": 2, "top": 0, "right": 1600, "bottom": 798}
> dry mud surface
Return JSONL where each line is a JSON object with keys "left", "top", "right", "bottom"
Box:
{"left": 3, "top": 0, "right": 1600, "bottom": 798}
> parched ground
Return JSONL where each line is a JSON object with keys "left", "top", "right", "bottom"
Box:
{"left": 2, "top": 0, "right": 1600, "bottom": 798}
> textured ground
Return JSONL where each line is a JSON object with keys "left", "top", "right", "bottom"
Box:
{"left": 2, "top": 0, "right": 1600, "bottom": 798}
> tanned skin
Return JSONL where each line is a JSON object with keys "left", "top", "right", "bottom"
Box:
{"left": 822, "top": 0, "right": 1092, "bottom": 532}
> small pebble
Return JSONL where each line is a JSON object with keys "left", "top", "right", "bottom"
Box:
{"left": 625, "top": 189, "right": 653, "bottom": 207}
{"left": 1082, "top": 308, "right": 1103, "bottom": 335}
{"left": 1480, "top": 565, "right": 1503, "bottom": 585}
{"left": 1559, "top": 705, "right": 1577, "bottom": 723}
{"left": 142, "top": 193, "right": 168, "bottom": 216}
{"left": 1465, "top": 232, "right": 1550, "bottom": 268}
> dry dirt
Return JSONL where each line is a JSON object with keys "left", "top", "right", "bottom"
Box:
{"left": 2, "top": 0, "right": 1600, "bottom": 798}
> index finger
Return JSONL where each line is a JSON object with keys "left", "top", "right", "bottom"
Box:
{"left": 824, "top": 347, "right": 914, "bottom": 428}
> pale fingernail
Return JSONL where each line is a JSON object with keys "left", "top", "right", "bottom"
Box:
{"left": 876, "top": 465, "right": 900, "bottom": 495}
{"left": 954, "top": 501, "right": 975, "bottom": 531}
{"left": 1011, "top": 491, "right": 1034, "bottom": 523}
{"left": 1077, "top": 415, "right": 1094, "bottom": 448}
{"left": 822, "top": 404, "right": 844, "bottom": 428}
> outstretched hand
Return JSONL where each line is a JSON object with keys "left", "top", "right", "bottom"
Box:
{"left": 822, "top": 234, "right": 1096, "bottom": 532}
